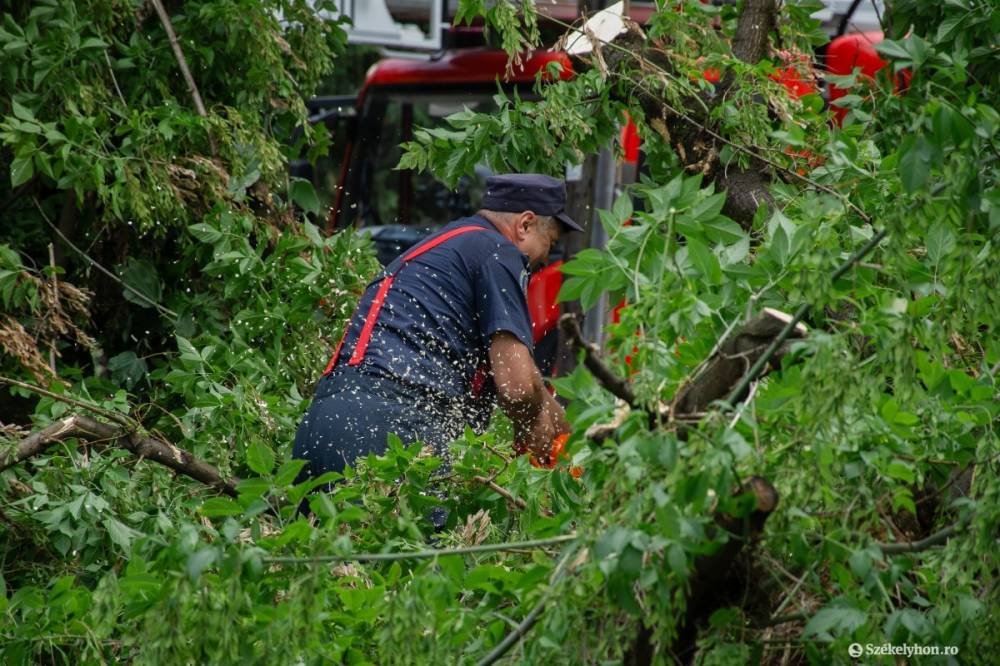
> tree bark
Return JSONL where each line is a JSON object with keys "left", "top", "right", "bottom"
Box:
{"left": 2, "top": 414, "right": 238, "bottom": 497}
{"left": 574, "top": 0, "right": 782, "bottom": 227}
{"left": 672, "top": 308, "right": 808, "bottom": 417}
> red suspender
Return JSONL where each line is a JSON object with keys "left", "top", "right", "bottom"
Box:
{"left": 322, "top": 225, "right": 488, "bottom": 374}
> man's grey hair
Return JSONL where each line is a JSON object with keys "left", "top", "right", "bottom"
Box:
{"left": 479, "top": 209, "right": 556, "bottom": 230}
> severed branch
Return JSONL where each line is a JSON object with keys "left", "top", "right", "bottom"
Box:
{"left": 877, "top": 522, "right": 962, "bottom": 555}
{"left": 471, "top": 475, "right": 554, "bottom": 517}
{"left": 2, "top": 413, "right": 238, "bottom": 497}
{"left": 560, "top": 313, "right": 636, "bottom": 407}
{"left": 563, "top": 308, "right": 807, "bottom": 437}
{"left": 673, "top": 307, "right": 808, "bottom": 417}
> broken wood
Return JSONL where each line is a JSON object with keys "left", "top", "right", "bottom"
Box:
{"left": 1, "top": 413, "right": 238, "bottom": 497}
{"left": 560, "top": 313, "right": 637, "bottom": 407}
{"left": 672, "top": 307, "right": 808, "bottom": 417}
{"left": 628, "top": 477, "right": 780, "bottom": 665}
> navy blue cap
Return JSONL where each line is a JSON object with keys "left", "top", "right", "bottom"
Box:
{"left": 481, "top": 173, "right": 583, "bottom": 232}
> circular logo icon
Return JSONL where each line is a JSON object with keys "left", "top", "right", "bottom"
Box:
{"left": 848, "top": 643, "right": 863, "bottom": 658}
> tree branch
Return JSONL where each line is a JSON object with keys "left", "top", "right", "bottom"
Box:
{"left": 264, "top": 534, "right": 577, "bottom": 564}
{"left": 149, "top": 0, "right": 217, "bottom": 154}
{"left": 471, "top": 475, "right": 554, "bottom": 517}
{"left": 0, "top": 375, "right": 134, "bottom": 428}
{"left": 560, "top": 313, "right": 636, "bottom": 406}
{"left": 1, "top": 413, "right": 238, "bottom": 497}
{"left": 877, "top": 522, "right": 962, "bottom": 555}
{"left": 150, "top": 0, "right": 208, "bottom": 118}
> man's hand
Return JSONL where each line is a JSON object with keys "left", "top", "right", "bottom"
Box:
{"left": 490, "top": 332, "right": 569, "bottom": 458}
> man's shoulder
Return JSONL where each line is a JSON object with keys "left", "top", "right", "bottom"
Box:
{"left": 442, "top": 216, "right": 517, "bottom": 257}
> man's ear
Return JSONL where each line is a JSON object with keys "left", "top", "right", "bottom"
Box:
{"left": 515, "top": 211, "right": 535, "bottom": 241}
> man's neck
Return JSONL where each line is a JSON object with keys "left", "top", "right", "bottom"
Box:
{"left": 476, "top": 210, "right": 518, "bottom": 246}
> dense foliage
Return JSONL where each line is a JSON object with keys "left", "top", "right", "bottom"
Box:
{"left": 2, "top": 0, "right": 998, "bottom": 664}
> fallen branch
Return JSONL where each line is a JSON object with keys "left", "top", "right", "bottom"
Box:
{"left": 675, "top": 307, "right": 808, "bottom": 417}
{"left": 265, "top": 534, "right": 577, "bottom": 565}
{"left": 1, "top": 413, "right": 237, "bottom": 497}
{"left": 560, "top": 313, "right": 636, "bottom": 406}
{"left": 628, "top": 476, "right": 780, "bottom": 664}
{"left": 877, "top": 522, "right": 962, "bottom": 555}
{"left": 471, "top": 475, "right": 554, "bottom": 517}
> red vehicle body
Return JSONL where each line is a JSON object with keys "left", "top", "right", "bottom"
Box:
{"left": 304, "top": 27, "right": 890, "bottom": 372}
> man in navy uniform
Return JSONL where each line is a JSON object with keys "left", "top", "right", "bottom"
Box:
{"left": 293, "top": 174, "right": 583, "bottom": 485}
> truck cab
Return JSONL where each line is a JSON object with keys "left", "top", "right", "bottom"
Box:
{"left": 296, "top": 1, "right": 891, "bottom": 372}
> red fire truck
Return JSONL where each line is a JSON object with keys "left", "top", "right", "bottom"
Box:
{"left": 297, "top": 1, "right": 894, "bottom": 371}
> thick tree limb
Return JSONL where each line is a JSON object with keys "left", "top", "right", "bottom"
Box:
{"left": 628, "top": 476, "right": 780, "bottom": 664}
{"left": 2, "top": 413, "right": 238, "bottom": 497}
{"left": 732, "top": 0, "right": 777, "bottom": 64}
{"left": 673, "top": 308, "right": 808, "bottom": 417}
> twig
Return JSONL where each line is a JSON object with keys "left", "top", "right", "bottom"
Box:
{"left": 471, "top": 475, "right": 553, "bottom": 517}
{"left": 32, "top": 197, "right": 179, "bottom": 319}
{"left": 47, "top": 243, "right": 58, "bottom": 371}
{"left": 149, "top": 0, "right": 206, "bottom": 118}
{"left": 877, "top": 522, "right": 962, "bottom": 555}
{"left": 474, "top": 546, "right": 576, "bottom": 666}
{"left": 264, "top": 534, "right": 577, "bottom": 564}
{"left": 482, "top": 442, "right": 512, "bottom": 482}
{"left": 103, "top": 49, "right": 128, "bottom": 108}
{"left": 0, "top": 375, "right": 134, "bottom": 428}
{"left": 560, "top": 313, "right": 636, "bottom": 406}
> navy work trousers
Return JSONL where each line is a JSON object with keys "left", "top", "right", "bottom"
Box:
{"left": 292, "top": 366, "right": 469, "bottom": 481}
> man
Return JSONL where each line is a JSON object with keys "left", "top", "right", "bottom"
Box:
{"left": 292, "top": 174, "right": 583, "bottom": 484}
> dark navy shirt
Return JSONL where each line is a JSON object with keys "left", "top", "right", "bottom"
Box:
{"left": 334, "top": 215, "right": 534, "bottom": 409}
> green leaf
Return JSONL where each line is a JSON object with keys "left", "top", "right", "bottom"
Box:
{"left": 290, "top": 178, "right": 321, "bottom": 217}
{"left": 804, "top": 605, "right": 868, "bottom": 637}
{"left": 685, "top": 237, "right": 721, "bottom": 284}
{"left": 200, "top": 497, "right": 243, "bottom": 518}
{"left": 875, "top": 39, "right": 912, "bottom": 62}
{"left": 175, "top": 335, "right": 200, "bottom": 362}
{"left": 79, "top": 37, "right": 108, "bottom": 50}
{"left": 108, "top": 351, "right": 148, "bottom": 390}
{"left": 925, "top": 222, "right": 955, "bottom": 266}
{"left": 302, "top": 221, "right": 324, "bottom": 248}
{"left": 10, "top": 99, "right": 34, "bottom": 122}
{"left": 188, "top": 223, "right": 223, "bottom": 244}
{"left": 105, "top": 517, "right": 139, "bottom": 553}
{"left": 246, "top": 440, "right": 275, "bottom": 475}
{"left": 186, "top": 547, "right": 217, "bottom": 580}
{"left": 10, "top": 154, "right": 33, "bottom": 187}
{"left": 898, "top": 137, "right": 935, "bottom": 193}
{"left": 117, "top": 258, "right": 162, "bottom": 308}
{"left": 274, "top": 459, "right": 307, "bottom": 487}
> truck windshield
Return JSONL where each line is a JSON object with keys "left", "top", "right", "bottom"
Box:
{"left": 339, "top": 89, "right": 524, "bottom": 231}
